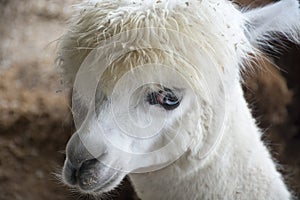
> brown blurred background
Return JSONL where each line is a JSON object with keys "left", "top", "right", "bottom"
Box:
{"left": 0, "top": 0, "right": 299, "bottom": 199}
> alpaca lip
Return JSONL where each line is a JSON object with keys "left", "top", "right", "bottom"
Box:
{"left": 76, "top": 159, "right": 120, "bottom": 192}
{"left": 78, "top": 172, "right": 119, "bottom": 193}
{"left": 92, "top": 173, "right": 120, "bottom": 193}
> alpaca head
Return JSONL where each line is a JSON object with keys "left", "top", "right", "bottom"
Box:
{"left": 59, "top": 0, "right": 300, "bottom": 195}
{"left": 63, "top": 31, "right": 225, "bottom": 193}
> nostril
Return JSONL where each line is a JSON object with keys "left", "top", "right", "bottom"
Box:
{"left": 81, "top": 158, "right": 99, "bottom": 168}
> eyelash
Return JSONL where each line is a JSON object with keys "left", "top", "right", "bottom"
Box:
{"left": 147, "top": 88, "right": 180, "bottom": 110}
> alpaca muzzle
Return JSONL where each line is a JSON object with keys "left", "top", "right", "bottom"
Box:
{"left": 63, "top": 157, "right": 120, "bottom": 192}
{"left": 63, "top": 131, "right": 126, "bottom": 193}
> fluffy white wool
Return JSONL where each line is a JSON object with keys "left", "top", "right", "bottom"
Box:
{"left": 57, "top": 0, "right": 254, "bottom": 85}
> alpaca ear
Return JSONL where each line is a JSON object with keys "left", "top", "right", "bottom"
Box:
{"left": 243, "top": 0, "right": 300, "bottom": 45}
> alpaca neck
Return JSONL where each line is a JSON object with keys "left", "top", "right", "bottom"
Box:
{"left": 129, "top": 85, "right": 290, "bottom": 200}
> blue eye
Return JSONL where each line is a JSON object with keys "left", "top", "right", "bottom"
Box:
{"left": 147, "top": 88, "right": 180, "bottom": 110}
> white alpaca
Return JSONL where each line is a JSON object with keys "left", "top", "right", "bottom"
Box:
{"left": 58, "top": 0, "right": 300, "bottom": 199}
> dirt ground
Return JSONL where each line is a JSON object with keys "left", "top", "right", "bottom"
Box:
{"left": 0, "top": 0, "right": 299, "bottom": 200}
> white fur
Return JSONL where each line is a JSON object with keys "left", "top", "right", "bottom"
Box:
{"left": 58, "top": 0, "right": 300, "bottom": 199}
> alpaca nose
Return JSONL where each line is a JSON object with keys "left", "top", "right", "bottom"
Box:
{"left": 66, "top": 133, "right": 100, "bottom": 168}
{"left": 64, "top": 133, "right": 107, "bottom": 186}
{"left": 64, "top": 158, "right": 100, "bottom": 186}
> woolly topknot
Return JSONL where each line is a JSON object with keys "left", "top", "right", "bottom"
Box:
{"left": 57, "top": 0, "right": 252, "bottom": 86}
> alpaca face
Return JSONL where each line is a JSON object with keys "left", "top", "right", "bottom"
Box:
{"left": 63, "top": 60, "right": 208, "bottom": 193}
{"left": 61, "top": 21, "right": 233, "bottom": 193}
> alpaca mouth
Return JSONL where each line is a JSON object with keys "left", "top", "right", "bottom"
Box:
{"left": 92, "top": 173, "right": 120, "bottom": 193}
{"left": 78, "top": 172, "right": 120, "bottom": 193}
{"left": 63, "top": 158, "right": 125, "bottom": 194}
